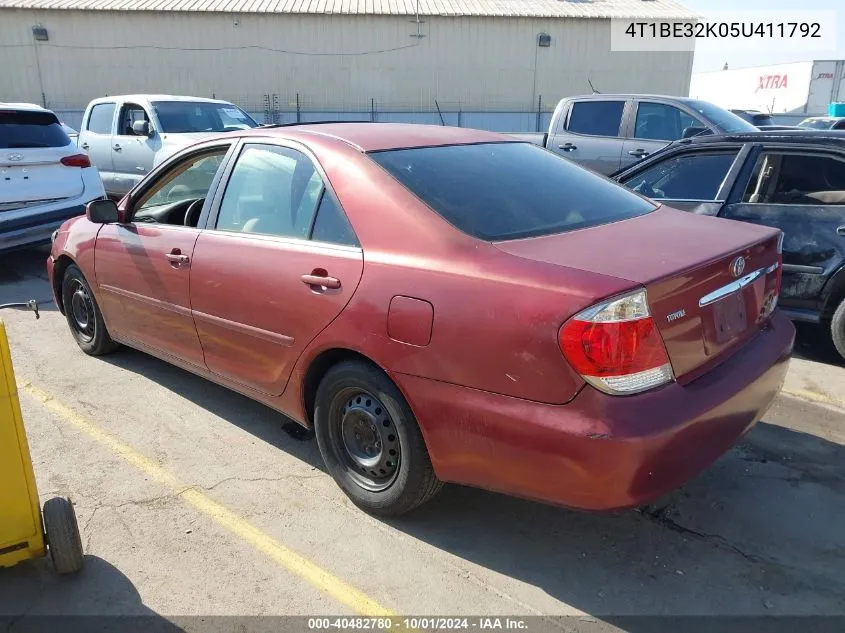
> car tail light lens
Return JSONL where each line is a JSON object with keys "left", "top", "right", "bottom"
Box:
{"left": 559, "top": 289, "right": 674, "bottom": 396}
{"left": 61, "top": 154, "right": 91, "bottom": 168}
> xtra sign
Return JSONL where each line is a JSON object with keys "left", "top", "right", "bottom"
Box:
{"left": 756, "top": 74, "right": 789, "bottom": 91}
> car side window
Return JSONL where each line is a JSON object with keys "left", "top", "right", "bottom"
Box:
{"left": 87, "top": 103, "right": 115, "bottom": 135}
{"left": 311, "top": 193, "right": 359, "bottom": 246}
{"left": 634, "top": 102, "right": 701, "bottom": 142}
{"left": 622, "top": 151, "right": 739, "bottom": 201}
{"left": 118, "top": 103, "right": 151, "bottom": 136}
{"left": 134, "top": 149, "right": 228, "bottom": 215}
{"left": 216, "top": 144, "right": 324, "bottom": 240}
{"left": 566, "top": 101, "right": 625, "bottom": 137}
{"left": 742, "top": 152, "right": 845, "bottom": 205}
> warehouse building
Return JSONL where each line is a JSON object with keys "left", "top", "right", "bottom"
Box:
{"left": 0, "top": 0, "right": 696, "bottom": 130}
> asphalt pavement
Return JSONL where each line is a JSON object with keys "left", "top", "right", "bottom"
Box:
{"left": 1, "top": 246, "right": 844, "bottom": 632}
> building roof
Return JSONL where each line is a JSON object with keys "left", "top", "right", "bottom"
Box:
{"left": 0, "top": 0, "right": 697, "bottom": 19}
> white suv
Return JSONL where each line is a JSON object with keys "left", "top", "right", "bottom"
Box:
{"left": 1, "top": 103, "right": 105, "bottom": 253}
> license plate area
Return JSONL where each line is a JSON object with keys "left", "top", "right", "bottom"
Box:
{"left": 703, "top": 291, "right": 747, "bottom": 351}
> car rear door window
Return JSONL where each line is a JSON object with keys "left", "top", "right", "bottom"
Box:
{"left": 742, "top": 152, "right": 845, "bottom": 205}
{"left": 87, "top": 103, "right": 115, "bottom": 135}
{"left": 216, "top": 144, "right": 324, "bottom": 240}
{"left": 634, "top": 102, "right": 701, "bottom": 141}
{"left": 370, "top": 142, "right": 655, "bottom": 241}
{"left": 566, "top": 101, "right": 625, "bottom": 137}
{"left": 311, "top": 193, "right": 359, "bottom": 246}
{"left": 621, "top": 151, "right": 739, "bottom": 201}
{"left": 0, "top": 110, "right": 70, "bottom": 148}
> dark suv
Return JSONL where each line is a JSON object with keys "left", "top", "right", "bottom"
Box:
{"left": 614, "top": 130, "right": 845, "bottom": 358}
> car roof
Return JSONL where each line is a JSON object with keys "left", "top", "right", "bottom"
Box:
{"left": 88, "top": 94, "right": 235, "bottom": 106}
{"left": 675, "top": 129, "right": 845, "bottom": 146}
{"left": 566, "top": 94, "right": 701, "bottom": 102}
{"left": 240, "top": 122, "right": 514, "bottom": 152}
{"left": 0, "top": 102, "right": 52, "bottom": 112}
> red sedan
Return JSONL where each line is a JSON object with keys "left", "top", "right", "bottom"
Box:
{"left": 48, "top": 123, "right": 794, "bottom": 516}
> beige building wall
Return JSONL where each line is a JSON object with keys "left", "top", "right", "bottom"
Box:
{"left": 0, "top": 8, "right": 693, "bottom": 112}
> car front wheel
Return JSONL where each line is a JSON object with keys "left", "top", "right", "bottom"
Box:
{"left": 831, "top": 298, "right": 845, "bottom": 361}
{"left": 61, "top": 264, "right": 119, "bottom": 356}
{"left": 314, "top": 360, "right": 442, "bottom": 516}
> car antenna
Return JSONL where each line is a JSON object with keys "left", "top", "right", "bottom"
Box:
{"left": 588, "top": 79, "right": 601, "bottom": 94}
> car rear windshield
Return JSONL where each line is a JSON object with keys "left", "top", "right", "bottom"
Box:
{"left": 369, "top": 142, "right": 657, "bottom": 241}
{"left": 0, "top": 110, "right": 70, "bottom": 148}
{"left": 152, "top": 101, "right": 259, "bottom": 133}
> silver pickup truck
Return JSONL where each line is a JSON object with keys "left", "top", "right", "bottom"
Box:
{"left": 513, "top": 94, "right": 758, "bottom": 174}
{"left": 77, "top": 95, "right": 258, "bottom": 197}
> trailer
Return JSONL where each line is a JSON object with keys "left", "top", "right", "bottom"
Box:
{"left": 689, "top": 60, "right": 845, "bottom": 122}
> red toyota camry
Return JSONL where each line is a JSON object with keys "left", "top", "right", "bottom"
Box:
{"left": 48, "top": 123, "right": 794, "bottom": 516}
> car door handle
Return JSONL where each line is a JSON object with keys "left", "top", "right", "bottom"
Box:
{"left": 113, "top": 144, "right": 122, "bottom": 151}
{"left": 165, "top": 253, "right": 189, "bottom": 264}
{"left": 301, "top": 273, "right": 341, "bottom": 290}
{"left": 628, "top": 149, "right": 650, "bottom": 158}
{"left": 558, "top": 143, "right": 577, "bottom": 152}
{"left": 838, "top": 226, "right": 845, "bottom": 236}
{"left": 80, "top": 142, "right": 90, "bottom": 150}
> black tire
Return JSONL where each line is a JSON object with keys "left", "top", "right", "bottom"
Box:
{"left": 832, "top": 299, "right": 845, "bottom": 361}
{"left": 43, "top": 497, "right": 84, "bottom": 575}
{"left": 314, "top": 360, "right": 443, "bottom": 516}
{"left": 62, "top": 264, "right": 119, "bottom": 356}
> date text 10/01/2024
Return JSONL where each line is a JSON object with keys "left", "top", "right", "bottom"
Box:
{"left": 307, "top": 618, "right": 529, "bottom": 630}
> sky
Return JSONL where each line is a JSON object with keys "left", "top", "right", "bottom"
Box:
{"left": 683, "top": 0, "right": 845, "bottom": 71}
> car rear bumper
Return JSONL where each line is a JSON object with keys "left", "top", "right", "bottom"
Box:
{"left": 0, "top": 205, "right": 85, "bottom": 253}
{"left": 393, "top": 310, "right": 795, "bottom": 511}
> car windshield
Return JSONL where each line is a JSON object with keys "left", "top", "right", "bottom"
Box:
{"left": 151, "top": 101, "right": 258, "bottom": 133}
{"left": 370, "top": 142, "right": 657, "bottom": 241}
{"left": 0, "top": 109, "right": 71, "bottom": 148}
{"left": 687, "top": 100, "right": 757, "bottom": 133}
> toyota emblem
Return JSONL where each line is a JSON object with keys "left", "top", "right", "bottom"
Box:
{"left": 730, "top": 256, "right": 746, "bottom": 278}
{"left": 7, "top": 153, "right": 24, "bottom": 162}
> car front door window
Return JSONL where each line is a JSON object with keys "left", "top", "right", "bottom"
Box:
{"left": 134, "top": 150, "right": 228, "bottom": 222}
{"left": 623, "top": 151, "right": 739, "bottom": 201}
{"left": 118, "top": 104, "right": 150, "bottom": 136}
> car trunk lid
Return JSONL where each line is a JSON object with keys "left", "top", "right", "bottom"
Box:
{"left": 494, "top": 206, "right": 782, "bottom": 381}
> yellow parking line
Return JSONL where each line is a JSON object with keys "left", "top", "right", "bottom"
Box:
{"left": 21, "top": 381, "right": 394, "bottom": 617}
{"left": 780, "top": 387, "right": 845, "bottom": 412}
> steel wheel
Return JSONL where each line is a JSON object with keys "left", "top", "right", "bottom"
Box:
{"left": 68, "top": 279, "right": 96, "bottom": 343}
{"left": 329, "top": 388, "right": 401, "bottom": 492}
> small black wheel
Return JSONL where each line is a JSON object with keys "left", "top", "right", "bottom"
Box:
{"left": 62, "top": 264, "right": 119, "bottom": 356}
{"left": 831, "top": 299, "right": 845, "bottom": 361}
{"left": 43, "top": 497, "right": 84, "bottom": 575}
{"left": 314, "top": 360, "right": 442, "bottom": 516}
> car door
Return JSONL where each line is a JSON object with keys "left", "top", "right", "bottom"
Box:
{"left": 78, "top": 102, "right": 116, "bottom": 193}
{"left": 621, "top": 101, "right": 707, "bottom": 169}
{"left": 617, "top": 145, "right": 746, "bottom": 216}
{"left": 190, "top": 141, "right": 364, "bottom": 396}
{"left": 110, "top": 102, "right": 160, "bottom": 196}
{"left": 94, "top": 142, "right": 235, "bottom": 367}
{"left": 720, "top": 147, "right": 845, "bottom": 315}
{"left": 548, "top": 99, "right": 629, "bottom": 174}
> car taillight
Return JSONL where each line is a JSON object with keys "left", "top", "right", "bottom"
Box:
{"left": 559, "top": 289, "right": 674, "bottom": 396}
{"left": 60, "top": 154, "right": 90, "bottom": 168}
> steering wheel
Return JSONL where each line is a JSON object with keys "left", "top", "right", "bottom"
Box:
{"left": 184, "top": 198, "right": 205, "bottom": 227}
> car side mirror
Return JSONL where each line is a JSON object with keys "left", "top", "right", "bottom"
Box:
{"left": 86, "top": 199, "right": 120, "bottom": 224}
{"left": 132, "top": 120, "right": 152, "bottom": 137}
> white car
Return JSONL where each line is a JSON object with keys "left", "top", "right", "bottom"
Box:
{"left": 0, "top": 103, "right": 105, "bottom": 253}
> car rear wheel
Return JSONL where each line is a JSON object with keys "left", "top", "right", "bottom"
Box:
{"left": 831, "top": 298, "right": 845, "bottom": 361}
{"left": 314, "top": 360, "right": 442, "bottom": 516}
{"left": 62, "top": 264, "right": 118, "bottom": 356}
